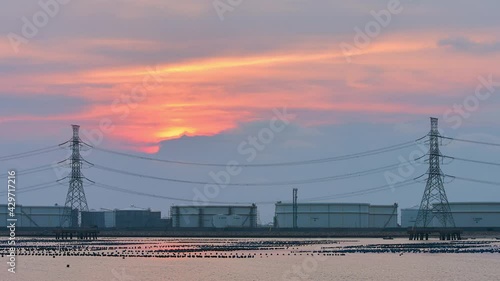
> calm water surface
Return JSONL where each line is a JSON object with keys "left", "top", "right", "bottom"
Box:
{"left": 2, "top": 238, "right": 499, "bottom": 281}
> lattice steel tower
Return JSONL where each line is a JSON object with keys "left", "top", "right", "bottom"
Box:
{"left": 414, "top": 118, "right": 455, "bottom": 228}
{"left": 61, "top": 125, "right": 90, "bottom": 227}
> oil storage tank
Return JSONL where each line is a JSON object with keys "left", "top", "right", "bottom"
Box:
{"left": 212, "top": 214, "right": 245, "bottom": 228}
{"left": 81, "top": 211, "right": 106, "bottom": 228}
{"left": 401, "top": 208, "right": 419, "bottom": 228}
{"left": 0, "top": 204, "right": 76, "bottom": 228}
{"left": 439, "top": 202, "right": 500, "bottom": 228}
{"left": 401, "top": 202, "right": 500, "bottom": 228}
{"left": 104, "top": 211, "right": 116, "bottom": 228}
{"left": 171, "top": 204, "right": 258, "bottom": 228}
{"left": 369, "top": 204, "right": 398, "bottom": 228}
{"left": 275, "top": 202, "right": 398, "bottom": 228}
{"left": 114, "top": 209, "right": 162, "bottom": 229}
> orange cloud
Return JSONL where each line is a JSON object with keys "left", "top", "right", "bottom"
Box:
{"left": 3, "top": 29, "right": 500, "bottom": 151}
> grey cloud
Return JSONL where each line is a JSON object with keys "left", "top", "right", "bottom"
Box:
{"left": 438, "top": 37, "right": 500, "bottom": 53}
{"left": 0, "top": 94, "right": 90, "bottom": 116}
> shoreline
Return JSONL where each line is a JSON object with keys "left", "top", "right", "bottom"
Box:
{"left": 2, "top": 228, "right": 499, "bottom": 239}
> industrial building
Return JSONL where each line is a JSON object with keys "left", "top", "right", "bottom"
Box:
{"left": 402, "top": 202, "right": 500, "bottom": 228}
{"left": 81, "top": 211, "right": 106, "bottom": 228}
{"left": 369, "top": 204, "right": 399, "bottom": 228}
{"left": 401, "top": 208, "right": 418, "bottom": 228}
{"left": 0, "top": 204, "right": 165, "bottom": 229}
{"left": 171, "top": 205, "right": 258, "bottom": 228}
{"left": 82, "top": 209, "right": 165, "bottom": 229}
{"left": 0, "top": 204, "right": 77, "bottom": 228}
{"left": 274, "top": 202, "right": 398, "bottom": 228}
{"left": 115, "top": 209, "right": 163, "bottom": 229}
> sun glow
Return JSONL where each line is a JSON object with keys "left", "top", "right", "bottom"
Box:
{"left": 156, "top": 127, "right": 197, "bottom": 139}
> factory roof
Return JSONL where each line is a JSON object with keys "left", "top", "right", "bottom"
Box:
{"left": 171, "top": 204, "right": 256, "bottom": 208}
{"left": 275, "top": 202, "right": 371, "bottom": 206}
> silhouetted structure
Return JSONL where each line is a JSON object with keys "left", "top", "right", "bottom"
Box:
{"left": 60, "top": 125, "right": 91, "bottom": 227}
{"left": 410, "top": 118, "right": 460, "bottom": 240}
{"left": 414, "top": 118, "right": 455, "bottom": 228}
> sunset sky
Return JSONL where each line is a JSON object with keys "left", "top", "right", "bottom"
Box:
{"left": 1, "top": 1, "right": 500, "bottom": 222}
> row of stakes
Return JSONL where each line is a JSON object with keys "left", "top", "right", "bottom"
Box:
{"left": 1, "top": 250, "right": 347, "bottom": 259}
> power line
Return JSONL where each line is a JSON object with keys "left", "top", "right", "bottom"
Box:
{"left": 414, "top": 153, "right": 500, "bottom": 167}
{"left": 0, "top": 159, "right": 92, "bottom": 180}
{"left": 446, "top": 175, "right": 500, "bottom": 187}
{"left": 17, "top": 173, "right": 498, "bottom": 205}
{"left": 0, "top": 145, "right": 59, "bottom": 159}
{"left": 440, "top": 136, "right": 500, "bottom": 147}
{"left": 95, "top": 180, "right": 417, "bottom": 205}
{"left": 0, "top": 146, "right": 61, "bottom": 161}
{"left": 92, "top": 139, "right": 420, "bottom": 167}
{"left": 13, "top": 184, "right": 62, "bottom": 194}
{"left": 444, "top": 156, "right": 500, "bottom": 167}
{"left": 10, "top": 175, "right": 500, "bottom": 205}
{"left": 93, "top": 182, "right": 257, "bottom": 204}
{"left": 92, "top": 161, "right": 417, "bottom": 187}
{"left": 0, "top": 164, "right": 64, "bottom": 178}
{"left": 302, "top": 179, "right": 417, "bottom": 202}
{"left": 0, "top": 181, "right": 62, "bottom": 195}
{"left": 0, "top": 174, "right": 418, "bottom": 205}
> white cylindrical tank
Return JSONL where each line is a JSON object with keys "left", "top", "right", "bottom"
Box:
{"left": 227, "top": 215, "right": 243, "bottom": 227}
{"left": 212, "top": 214, "right": 244, "bottom": 228}
{"left": 171, "top": 205, "right": 258, "bottom": 228}
{"left": 274, "top": 203, "right": 372, "bottom": 228}
{"left": 212, "top": 215, "right": 228, "bottom": 228}
{"left": 447, "top": 202, "right": 500, "bottom": 228}
{"left": 402, "top": 202, "right": 500, "bottom": 228}
{"left": 104, "top": 211, "right": 116, "bottom": 228}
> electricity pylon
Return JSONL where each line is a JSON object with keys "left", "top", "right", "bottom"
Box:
{"left": 59, "top": 125, "right": 93, "bottom": 227}
{"left": 414, "top": 118, "right": 455, "bottom": 228}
